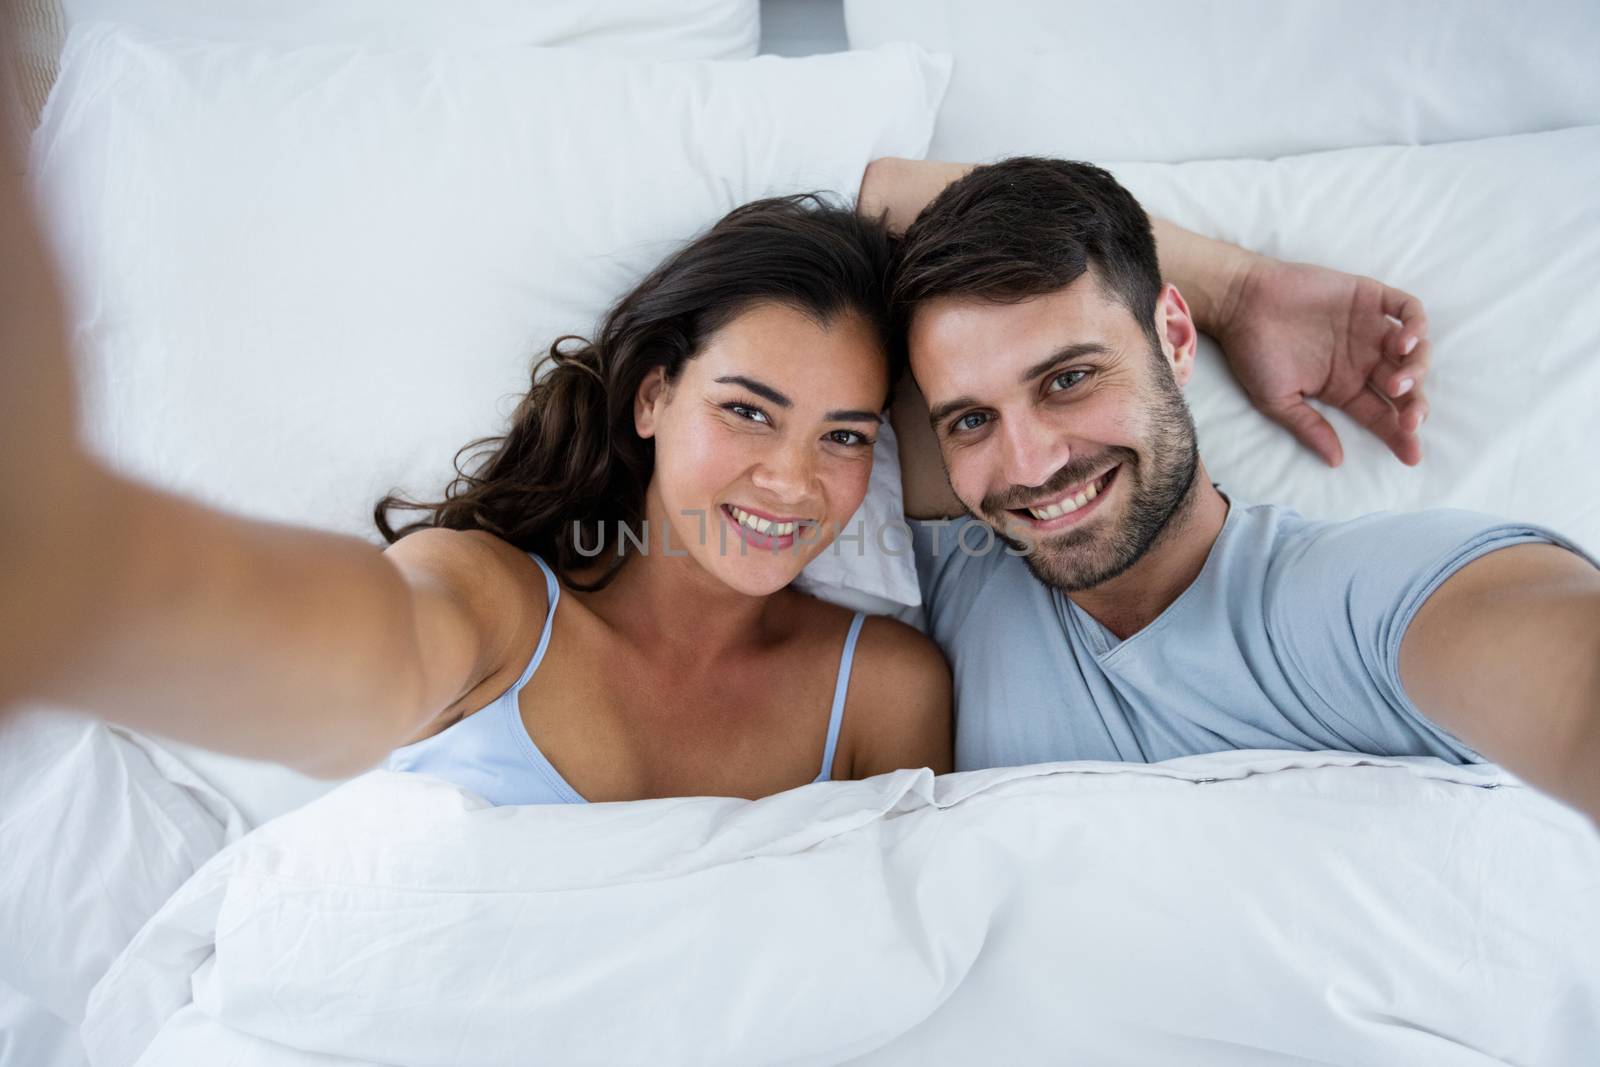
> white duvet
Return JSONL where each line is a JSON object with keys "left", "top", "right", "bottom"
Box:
{"left": 82, "top": 752, "right": 1599, "bottom": 1067}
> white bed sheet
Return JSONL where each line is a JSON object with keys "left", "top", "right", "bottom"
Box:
{"left": 0, "top": 981, "right": 87, "bottom": 1067}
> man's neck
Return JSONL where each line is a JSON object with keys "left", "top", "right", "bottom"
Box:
{"left": 1065, "top": 465, "right": 1229, "bottom": 641}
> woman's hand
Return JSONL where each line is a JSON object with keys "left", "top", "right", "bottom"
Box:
{"left": 1210, "top": 254, "right": 1431, "bottom": 467}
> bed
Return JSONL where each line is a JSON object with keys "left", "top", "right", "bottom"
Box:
{"left": 3, "top": 1, "right": 1599, "bottom": 1063}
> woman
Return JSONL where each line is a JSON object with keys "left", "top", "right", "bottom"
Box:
{"left": 0, "top": 133, "right": 1429, "bottom": 787}
{"left": 375, "top": 194, "right": 951, "bottom": 802}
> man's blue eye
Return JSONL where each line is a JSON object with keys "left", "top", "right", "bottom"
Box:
{"left": 1048, "top": 370, "right": 1088, "bottom": 393}
{"left": 954, "top": 412, "right": 988, "bottom": 433}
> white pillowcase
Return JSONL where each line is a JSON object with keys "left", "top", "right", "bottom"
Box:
{"left": 62, "top": 0, "right": 759, "bottom": 59}
{"left": 1104, "top": 126, "right": 1600, "bottom": 555}
{"left": 846, "top": 0, "right": 1600, "bottom": 162}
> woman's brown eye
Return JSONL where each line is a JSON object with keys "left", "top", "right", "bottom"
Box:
{"left": 724, "top": 402, "right": 770, "bottom": 425}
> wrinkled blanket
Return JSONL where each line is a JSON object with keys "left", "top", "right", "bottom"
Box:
{"left": 83, "top": 751, "right": 1600, "bottom": 1066}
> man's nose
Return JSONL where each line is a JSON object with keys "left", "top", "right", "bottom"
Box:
{"left": 1000, "top": 416, "right": 1069, "bottom": 491}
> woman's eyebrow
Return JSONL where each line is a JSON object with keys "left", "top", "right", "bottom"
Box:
{"left": 714, "top": 375, "right": 878, "bottom": 423}
{"left": 714, "top": 375, "right": 789, "bottom": 407}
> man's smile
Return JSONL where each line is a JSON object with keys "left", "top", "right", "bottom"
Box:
{"left": 1004, "top": 465, "right": 1119, "bottom": 531}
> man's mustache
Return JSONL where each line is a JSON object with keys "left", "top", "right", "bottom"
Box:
{"left": 981, "top": 447, "right": 1137, "bottom": 515}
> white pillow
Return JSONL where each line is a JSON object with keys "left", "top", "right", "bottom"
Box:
{"left": 1101, "top": 127, "right": 1600, "bottom": 555}
{"left": 61, "top": 0, "right": 759, "bottom": 59}
{"left": 846, "top": 0, "right": 1600, "bottom": 162}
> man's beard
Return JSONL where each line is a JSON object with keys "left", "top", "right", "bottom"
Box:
{"left": 980, "top": 354, "right": 1200, "bottom": 594}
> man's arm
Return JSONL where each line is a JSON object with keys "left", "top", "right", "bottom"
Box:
{"left": 1399, "top": 544, "right": 1600, "bottom": 823}
{"left": 889, "top": 376, "right": 962, "bottom": 521}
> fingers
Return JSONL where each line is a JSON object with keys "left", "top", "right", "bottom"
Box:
{"left": 1346, "top": 382, "right": 1424, "bottom": 466}
{"left": 1381, "top": 285, "right": 1429, "bottom": 369}
{"left": 1378, "top": 336, "right": 1433, "bottom": 399}
{"left": 1262, "top": 397, "right": 1344, "bottom": 468}
{"left": 1381, "top": 285, "right": 1429, "bottom": 336}
{"left": 1392, "top": 376, "right": 1429, "bottom": 435}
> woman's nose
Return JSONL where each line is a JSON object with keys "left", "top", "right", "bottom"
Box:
{"left": 749, "top": 440, "right": 816, "bottom": 504}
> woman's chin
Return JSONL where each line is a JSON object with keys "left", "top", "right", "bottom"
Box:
{"left": 708, "top": 555, "right": 808, "bottom": 598}
{"left": 690, "top": 536, "right": 816, "bottom": 597}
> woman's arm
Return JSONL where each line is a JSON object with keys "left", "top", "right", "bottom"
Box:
{"left": 0, "top": 134, "right": 518, "bottom": 776}
{"left": 23, "top": 477, "right": 438, "bottom": 777}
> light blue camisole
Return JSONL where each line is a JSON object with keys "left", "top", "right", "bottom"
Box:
{"left": 386, "top": 552, "right": 868, "bottom": 806}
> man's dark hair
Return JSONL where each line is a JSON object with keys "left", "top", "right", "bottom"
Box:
{"left": 891, "top": 157, "right": 1162, "bottom": 345}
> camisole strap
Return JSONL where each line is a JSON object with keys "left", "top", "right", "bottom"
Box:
{"left": 817, "top": 612, "right": 867, "bottom": 782}
{"left": 508, "top": 551, "right": 562, "bottom": 692}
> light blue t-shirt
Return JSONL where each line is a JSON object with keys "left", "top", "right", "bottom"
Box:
{"left": 913, "top": 498, "right": 1590, "bottom": 772}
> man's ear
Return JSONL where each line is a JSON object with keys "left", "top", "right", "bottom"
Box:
{"left": 1153, "top": 283, "right": 1200, "bottom": 387}
{"left": 634, "top": 366, "right": 669, "bottom": 439}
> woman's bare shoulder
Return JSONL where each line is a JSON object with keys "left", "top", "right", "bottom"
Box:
{"left": 387, "top": 528, "right": 549, "bottom": 616}
{"left": 845, "top": 613, "right": 953, "bottom": 776}
{"left": 383, "top": 529, "right": 551, "bottom": 744}
{"left": 851, "top": 614, "right": 949, "bottom": 695}
{"left": 774, "top": 590, "right": 952, "bottom": 778}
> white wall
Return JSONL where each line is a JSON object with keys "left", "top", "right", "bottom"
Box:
{"left": 759, "top": 0, "right": 847, "bottom": 56}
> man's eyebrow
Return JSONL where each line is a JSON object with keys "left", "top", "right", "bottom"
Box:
{"left": 714, "top": 375, "right": 790, "bottom": 408}
{"left": 927, "top": 395, "right": 979, "bottom": 429}
{"left": 926, "top": 343, "right": 1110, "bottom": 430}
{"left": 1018, "top": 343, "right": 1110, "bottom": 385}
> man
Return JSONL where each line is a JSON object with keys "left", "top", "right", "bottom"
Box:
{"left": 877, "top": 157, "right": 1599, "bottom": 822}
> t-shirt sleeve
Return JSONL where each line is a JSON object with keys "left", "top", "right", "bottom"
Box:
{"left": 1265, "top": 509, "right": 1597, "bottom": 762}
{"left": 911, "top": 517, "right": 1011, "bottom": 645}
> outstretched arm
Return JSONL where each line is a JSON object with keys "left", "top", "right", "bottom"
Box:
{"left": 0, "top": 131, "right": 502, "bottom": 776}
{"left": 1400, "top": 544, "right": 1600, "bottom": 824}
{"left": 860, "top": 157, "right": 1432, "bottom": 517}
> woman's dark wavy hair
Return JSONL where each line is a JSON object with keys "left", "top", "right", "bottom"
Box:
{"left": 374, "top": 193, "right": 900, "bottom": 589}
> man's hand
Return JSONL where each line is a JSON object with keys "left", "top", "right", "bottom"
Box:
{"left": 1211, "top": 256, "right": 1431, "bottom": 467}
